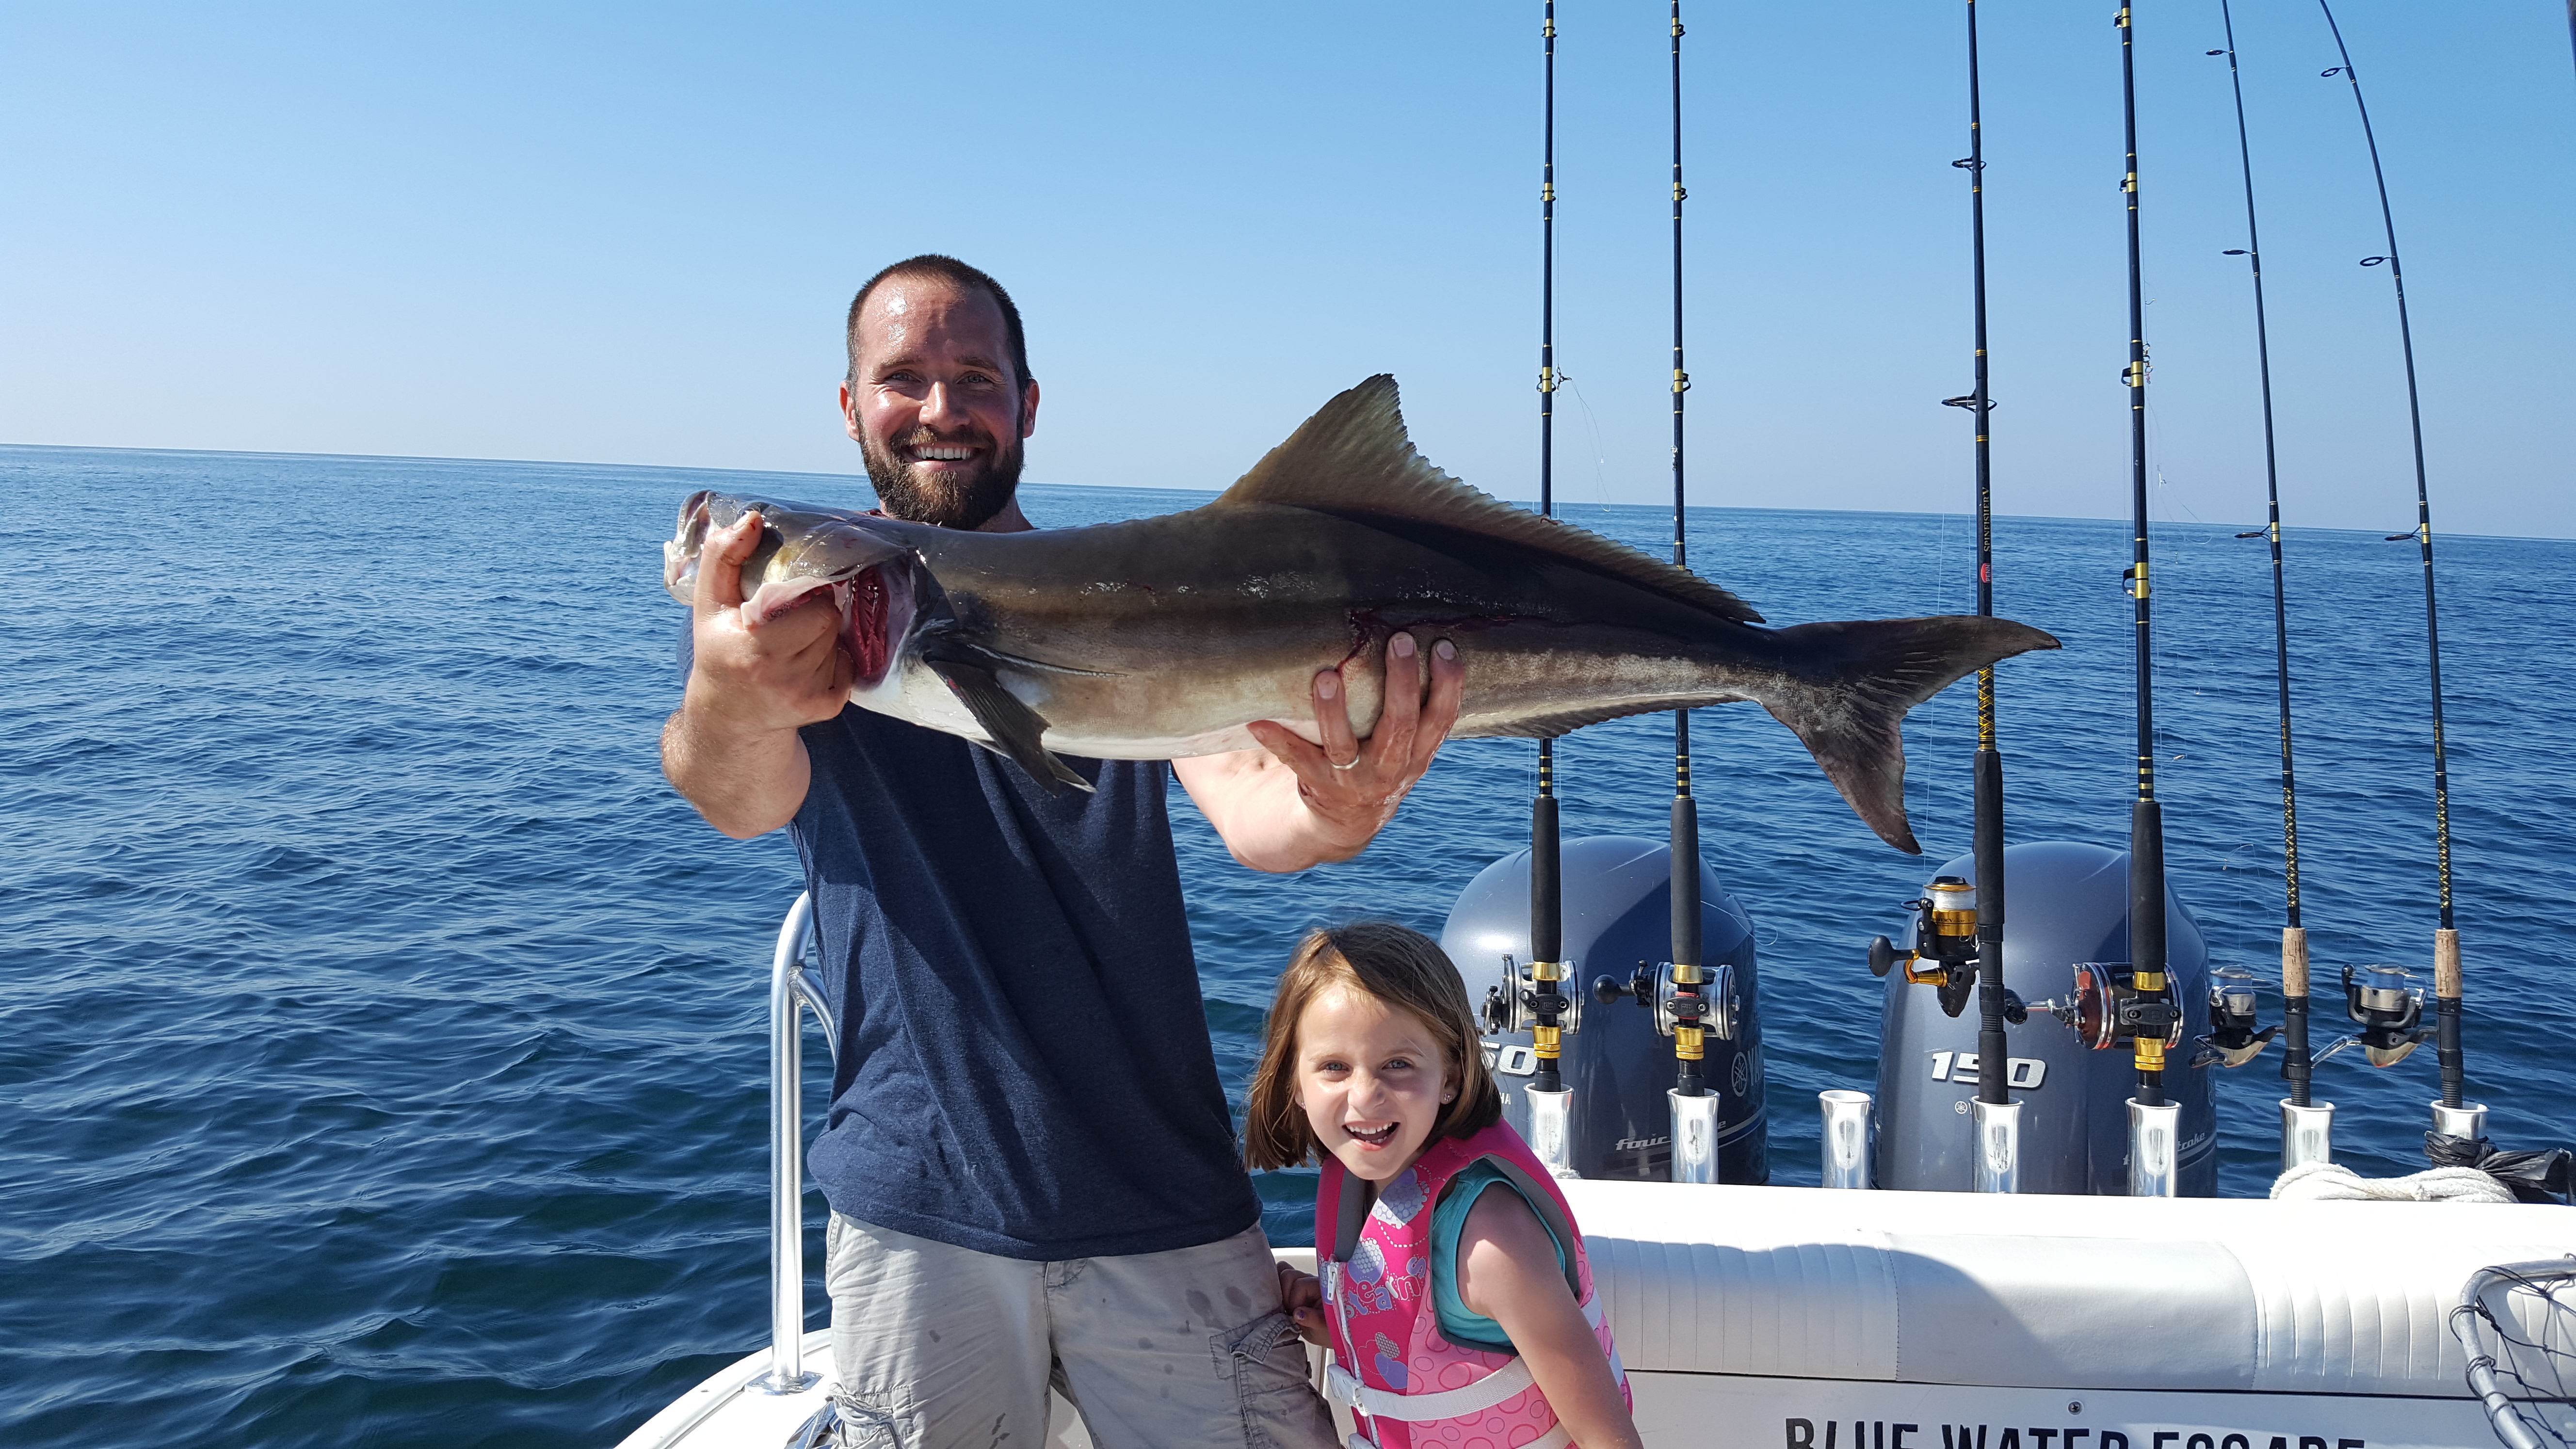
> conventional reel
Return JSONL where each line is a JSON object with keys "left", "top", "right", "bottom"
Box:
{"left": 1592, "top": 959, "right": 1739, "bottom": 1047}
{"left": 2026, "top": 962, "right": 2184, "bottom": 1055}
{"left": 1481, "top": 954, "right": 1584, "bottom": 1036}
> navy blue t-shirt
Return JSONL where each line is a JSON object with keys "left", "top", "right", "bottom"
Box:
{"left": 791, "top": 704, "right": 1261, "bottom": 1260}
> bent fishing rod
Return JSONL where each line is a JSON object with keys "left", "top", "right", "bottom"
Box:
{"left": 2117, "top": 3, "right": 2184, "bottom": 1194}
{"left": 1525, "top": 0, "right": 1574, "bottom": 1171}
{"left": 2316, "top": 0, "right": 2473, "bottom": 1137}
{"left": 2210, "top": 2, "right": 2319, "bottom": 1156}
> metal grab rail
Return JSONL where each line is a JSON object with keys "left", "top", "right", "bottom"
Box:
{"left": 2450, "top": 1258, "right": 2576, "bottom": 1449}
{"left": 764, "top": 893, "right": 835, "bottom": 1394}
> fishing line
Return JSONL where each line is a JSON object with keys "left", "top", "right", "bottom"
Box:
{"left": 2209, "top": 0, "right": 2316, "bottom": 1111}
{"left": 2115, "top": 1, "right": 2177, "bottom": 1117}
{"left": 2317, "top": 0, "right": 2468, "bottom": 1117}
{"left": 1555, "top": 369, "right": 1616, "bottom": 511}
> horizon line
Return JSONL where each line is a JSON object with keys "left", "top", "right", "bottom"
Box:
{"left": 3, "top": 438, "right": 2562, "bottom": 544}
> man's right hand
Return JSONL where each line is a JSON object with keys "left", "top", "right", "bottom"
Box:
{"left": 661, "top": 512, "right": 853, "bottom": 838}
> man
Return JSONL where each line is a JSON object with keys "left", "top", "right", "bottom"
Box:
{"left": 661, "top": 254, "right": 1464, "bottom": 1449}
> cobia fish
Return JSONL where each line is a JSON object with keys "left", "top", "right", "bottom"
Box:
{"left": 663, "top": 375, "right": 2057, "bottom": 853}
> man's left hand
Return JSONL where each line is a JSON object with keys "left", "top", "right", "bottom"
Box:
{"left": 1172, "top": 632, "right": 1465, "bottom": 873}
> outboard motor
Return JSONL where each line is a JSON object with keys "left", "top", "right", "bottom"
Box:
{"left": 1870, "top": 840, "right": 2217, "bottom": 1195}
{"left": 1441, "top": 836, "right": 1766, "bottom": 1183}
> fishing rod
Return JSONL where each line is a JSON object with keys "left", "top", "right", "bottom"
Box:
{"left": 2207, "top": 4, "right": 2319, "bottom": 1167}
{"left": 1595, "top": 0, "right": 1732, "bottom": 1185}
{"left": 1658, "top": 0, "right": 1723, "bottom": 1187}
{"left": 1525, "top": 0, "right": 1574, "bottom": 1175}
{"left": 2116, "top": 1, "right": 2183, "bottom": 1197}
{"left": 2315, "top": 0, "right": 2475, "bottom": 1147}
{"left": 1959, "top": 0, "right": 2015, "bottom": 1196}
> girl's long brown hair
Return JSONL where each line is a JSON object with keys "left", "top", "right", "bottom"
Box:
{"left": 1242, "top": 921, "right": 1503, "bottom": 1172}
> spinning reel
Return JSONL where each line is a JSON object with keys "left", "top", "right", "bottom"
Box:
{"left": 2313, "top": 964, "right": 2431, "bottom": 1069}
{"left": 2027, "top": 962, "right": 2184, "bottom": 1053}
{"left": 2192, "top": 966, "right": 2278, "bottom": 1069}
{"left": 1866, "top": 875, "right": 1980, "bottom": 1018}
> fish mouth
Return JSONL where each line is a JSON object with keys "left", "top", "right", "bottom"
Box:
{"left": 736, "top": 562, "right": 914, "bottom": 692}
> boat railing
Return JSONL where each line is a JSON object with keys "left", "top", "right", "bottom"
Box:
{"left": 764, "top": 892, "right": 834, "bottom": 1394}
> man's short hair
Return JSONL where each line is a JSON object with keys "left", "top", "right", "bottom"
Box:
{"left": 844, "top": 255, "right": 1034, "bottom": 396}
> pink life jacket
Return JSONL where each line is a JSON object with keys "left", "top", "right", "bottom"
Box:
{"left": 1314, "top": 1120, "right": 1627, "bottom": 1449}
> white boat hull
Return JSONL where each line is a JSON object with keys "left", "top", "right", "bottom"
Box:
{"left": 622, "top": 1181, "right": 2572, "bottom": 1449}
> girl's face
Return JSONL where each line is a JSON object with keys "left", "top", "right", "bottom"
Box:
{"left": 1294, "top": 985, "right": 1456, "bottom": 1183}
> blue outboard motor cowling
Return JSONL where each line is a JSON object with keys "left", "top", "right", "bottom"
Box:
{"left": 1872, "top": 839, "right": 2218, "bottom": 1195}
{"left": 1441, "top": 836, "right": 1767, "bottom": 1183}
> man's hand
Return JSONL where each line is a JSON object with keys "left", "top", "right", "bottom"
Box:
{"left": 660, "top": 512, "right": 853, "bottom": 838}
{"left": 1173, "top": 631, "right": 1465, "bottom": 873}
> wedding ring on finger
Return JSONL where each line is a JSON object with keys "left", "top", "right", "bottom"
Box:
{"left": 1329, "top": 757, "right": 1363, "bottom": 771}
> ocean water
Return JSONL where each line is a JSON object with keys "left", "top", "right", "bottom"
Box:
{"left": 2, "top": 444, "right": 2568, "bottom": 1447}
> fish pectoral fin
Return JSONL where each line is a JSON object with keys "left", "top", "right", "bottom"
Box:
{"left": 923, "top": 658, "right": 1094, "bottom": 796}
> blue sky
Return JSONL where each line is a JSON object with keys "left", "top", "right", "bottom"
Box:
{"left": 3, "top": 1, "right": 2569, "bottom": 536}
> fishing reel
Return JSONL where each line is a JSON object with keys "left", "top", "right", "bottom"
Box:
{"left": 1866, "top": 875, "right": 1980, "bottom": 1018}
{"left": 1481, "top": 955, "right": 1583, "bottom": 1035}
{"left": 1592, "top": 960, "right": 1740, "bottom": 1043}
{"left": 2191, "top": 966, "right": 2279, "bottom": 1069}
{"left": 2027, "top": 962, "right": 2184, "bottom": 1052}
{"left": 2312, "top": 965, "right": 2431, "bottom": 1069}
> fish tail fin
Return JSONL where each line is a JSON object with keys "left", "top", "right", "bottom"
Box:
{"left": 1756, "top": 616, "right": 2060, "bottom": 853}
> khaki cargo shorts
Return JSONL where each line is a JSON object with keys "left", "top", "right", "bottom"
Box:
{"left": 824, "top": 1212, "right": 1335, "bottom": 1449}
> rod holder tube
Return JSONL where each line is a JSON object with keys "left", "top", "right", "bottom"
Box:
{"left": 2431, "top": 1099, "right": 2488, "bottom": 1142}
{"left": 1670, "top": 1089, "right": 1721, "bottom": 1184}
{"left": 1526, "top": 1085, "right": 1576, "bottom": 1179}
{"left": 766, "top": 892, "right": 821, "bottom": 1394}
{"left": 1972, "top": 1097, "right": 2022, "bottom": 1194}
{"left": 1819, "top": 1090, "right": 1872, "bottom": 1189}
{"left": 2280, "top": 1098, "right": 2334, "bottom": 1170}
{"left": 2128, "top": 1097, "right": 2181, "bottom": 1198}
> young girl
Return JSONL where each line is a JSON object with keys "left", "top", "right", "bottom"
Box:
{"left": 1248, "top": 922, "right": 1642, "bottom": 1449}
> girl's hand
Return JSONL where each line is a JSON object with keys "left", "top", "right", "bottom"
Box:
{"left": 1457, "top": 1189, "right": 1645, "bottom": 1449}
{"left": 1275, "top": 1260, "right": 1329, "bottom": 1347}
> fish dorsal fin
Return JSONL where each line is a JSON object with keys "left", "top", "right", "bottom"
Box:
{"left": 1212, "top": 375, "right": 1764, "bottom": 625}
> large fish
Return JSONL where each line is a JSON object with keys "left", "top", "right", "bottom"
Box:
{"left": 664, "top": 376, "right": 2056, "bottom": 853}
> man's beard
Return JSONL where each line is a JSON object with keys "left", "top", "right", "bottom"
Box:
{"left": 859, "top": 423, "right": 1024, "bottom": 531}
